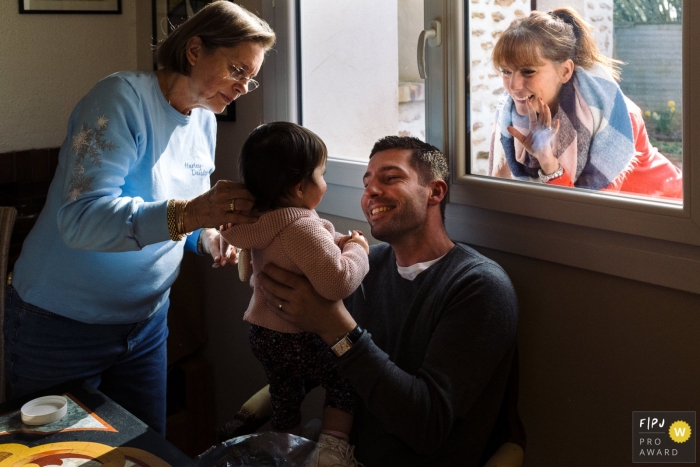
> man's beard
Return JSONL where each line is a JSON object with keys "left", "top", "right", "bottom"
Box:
{"left": 369, "top": 197, "right": 427, "bottom": 244}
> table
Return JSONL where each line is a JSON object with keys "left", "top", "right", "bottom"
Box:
{"left": 0, "top": 381, "right": 193, "bottom": 466}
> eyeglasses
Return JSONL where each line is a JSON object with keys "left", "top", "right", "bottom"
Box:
{"left": 217, "top": 48, "right": 260, "bottom": 92}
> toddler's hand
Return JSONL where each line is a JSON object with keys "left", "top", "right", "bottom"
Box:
{"left": 213, "top": 223, "right": 239, "bottom": 268}
{"left": 338, "top": 234, "right": 352, "bottom": 251}
{"left": 345, "top": 230, "right": 369, "bottom": 255}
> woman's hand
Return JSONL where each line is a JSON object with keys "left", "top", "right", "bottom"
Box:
{"left": 198, "top": 227, "right": 239, "bottom": 268}
{"left": 507, "top": 97, "right": 560, "bottom": 175}
{"left": 184, "top": 180, "right": 258, "bottom": 232}
{"left": 258, "top": 263, "right": 357, "bottom": 345}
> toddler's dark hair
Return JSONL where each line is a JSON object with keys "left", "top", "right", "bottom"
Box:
{"left": 240, "top": 122, "right": 327, "bottom": 211}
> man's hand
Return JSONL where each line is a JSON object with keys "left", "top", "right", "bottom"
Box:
{"left": 258, "top": 263, "right": 357, "bottom": 345}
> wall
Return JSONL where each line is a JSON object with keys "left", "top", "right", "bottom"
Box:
{"left": 614, "top": 23, "right": 682, "bottom": 115}
{"left": 474, "top": 246, "right": 700, "bottom": 466}
{"left": 0, "top": 0, "right": 142, "bottom": 153}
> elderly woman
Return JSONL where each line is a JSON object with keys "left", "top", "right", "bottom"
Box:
{"left": 6, "top": 1, "right": 274, "bottom": 434}
{"left": 489, "top": 7, "right": 682, "bottom": 199}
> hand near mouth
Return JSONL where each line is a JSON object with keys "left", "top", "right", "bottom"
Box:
{"left": 507, "top": 97, "right": 560, "bottom": 175}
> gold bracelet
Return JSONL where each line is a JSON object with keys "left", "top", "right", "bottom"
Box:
{"left": 184, "top": 200, "right": 189, "bottom": 234}
{"left": 178, "top": 200, "right": 187, "bottom": 237}
{"left": 167, "top": 199, "right": 184, "bottom": 241}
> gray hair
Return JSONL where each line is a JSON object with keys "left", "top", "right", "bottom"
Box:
{"left": 156, "top": 0, "right": 275, "bottom": 76}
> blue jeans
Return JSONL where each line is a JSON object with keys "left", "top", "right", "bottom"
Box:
{"left": 4, "top": 285, "right": 169, "bottom": 435}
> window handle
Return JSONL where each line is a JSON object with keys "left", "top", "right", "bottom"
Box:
{"left": 417, "top": 20, "right": 442, "bottom": 79}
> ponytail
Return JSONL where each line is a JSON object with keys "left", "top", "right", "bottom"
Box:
{"left": 550, "top": 7, "right": 622, "bottom": 80}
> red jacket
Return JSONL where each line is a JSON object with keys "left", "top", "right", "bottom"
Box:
{"left": 549, "top": 108, "right": 682, "bottom": 199}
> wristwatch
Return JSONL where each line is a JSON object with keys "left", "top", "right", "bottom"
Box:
{"left": 330, "top": 325, "right": 364, "bottom": 357}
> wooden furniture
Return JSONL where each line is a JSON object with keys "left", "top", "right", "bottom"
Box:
{"left": 0, "top": 207, "right": 17, "bottom": 404}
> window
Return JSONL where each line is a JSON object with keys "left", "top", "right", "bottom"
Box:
{"left": 261, "top": 0, "right": 700, "bottom": 294}
{"left": 264, "top": 0, "right": 437, "bottom": 220}
{"left": 297, "top": 0, "right": 427, "bottom": 162}
{"left": 469, "top": 0, "right": 682, "bottom": 203}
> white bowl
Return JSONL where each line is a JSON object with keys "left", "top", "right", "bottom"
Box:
{"left": 21, "top": 395, "right": 68, "bottom": 426}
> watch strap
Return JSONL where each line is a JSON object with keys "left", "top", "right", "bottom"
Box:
{"left": 330, "top": 325, "right": 363, "bottom": 357}
{"left": 346, "top": 324, "right": 363, "bottom": 344}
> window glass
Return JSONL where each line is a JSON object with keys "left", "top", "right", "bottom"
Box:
{"left": 299, "top": 0, "right": 425, "bottom": 162}
{"left": 468, "top": 0, "right": 682, "bottom": 203}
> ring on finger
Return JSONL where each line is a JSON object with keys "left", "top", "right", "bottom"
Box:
{"left": 543, "top": 126, "right": 552, "bottom": 131}
{"left": 229, "top": 198, "right": 236, "bottom": 212}
{"left": 278, "top": 300, "right": 283, "bottom": 310}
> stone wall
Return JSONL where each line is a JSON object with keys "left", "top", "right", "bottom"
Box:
{"left": 584, "top": 0, "right": 614, "bottom": 57}
{"left": 398, "top": 0, "right": 427, "bottom": 141}
{"left": 469, "top": 0, "right": 531, "bottom": 175}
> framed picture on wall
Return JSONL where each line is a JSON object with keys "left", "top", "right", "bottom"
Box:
{"left": 19, "top": 0, "right": 121, "bottom": 14}
{"left": 152, "top": 0, "right": 235, "bottom": 122}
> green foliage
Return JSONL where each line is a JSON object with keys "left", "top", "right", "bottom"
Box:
{"left": 614, "top": 0, "right": 682, "bottom": 23}
{"left": 651, "top": 138, "right": 682, "bottom": 156}
{"left": 644, "top": 101, "right": 677, "bottom": 135}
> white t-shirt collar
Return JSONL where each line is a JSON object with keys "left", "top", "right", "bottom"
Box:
{"left": 396, "top": 254, "right": 447, "bottom": 281}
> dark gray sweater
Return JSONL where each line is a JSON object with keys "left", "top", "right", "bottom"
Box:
{"left": 338, "top": 243, "right": 519, "bottom": 466}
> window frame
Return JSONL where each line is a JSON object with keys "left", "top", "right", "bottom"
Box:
{"left": 262, "top": 0, "right": 700, "bottom": 295}
{"left": 444, "top": 0, "right": 700, "bottom": 294}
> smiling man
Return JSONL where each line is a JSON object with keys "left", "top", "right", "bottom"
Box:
{"left": 261, "top": 136, "right": 520, "bottom": 466}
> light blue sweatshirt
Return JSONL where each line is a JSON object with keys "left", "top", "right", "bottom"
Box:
{"left": 12, "top": 71, "right": 217, "bottom": 324}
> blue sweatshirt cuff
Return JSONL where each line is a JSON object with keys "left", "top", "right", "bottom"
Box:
{"left": 133, "top": 200, "right": 171, "bottom": 247}
{"left": 185, "top": 229, "right": 204, "bottom": 254}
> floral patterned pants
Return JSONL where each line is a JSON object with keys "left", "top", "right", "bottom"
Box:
{"left": 249, "top": 324, "right": 357, "bottom": 430}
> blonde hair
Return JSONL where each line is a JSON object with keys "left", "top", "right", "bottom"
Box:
{"left": 492, "top": 7, "right": 622, "bottom": 81}
{"left": 156, "top": 1, "right": 275, "bottom": 76}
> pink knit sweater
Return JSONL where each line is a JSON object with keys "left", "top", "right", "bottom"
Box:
{"left": 221, "top": 207, "right": 369, "bottom": 333}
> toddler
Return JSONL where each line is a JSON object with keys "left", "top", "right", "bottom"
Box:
{"left": 221, "top": 122, "right": 369, "bottom": 467}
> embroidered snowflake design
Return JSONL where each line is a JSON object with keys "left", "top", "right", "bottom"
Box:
{"left": 96, "top": 115, "right": 109, "bottom": 129}
{"left": 68, "top": 116, "right": 118, "bottom": 200}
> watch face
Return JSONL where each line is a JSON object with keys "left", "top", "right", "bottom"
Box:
{"left": 331, "top": 336, "right": 353, "bottom": 357}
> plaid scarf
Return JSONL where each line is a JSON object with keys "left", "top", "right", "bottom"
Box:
{"left": 490, "top": 64, "right": 635, "bottom": 190}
